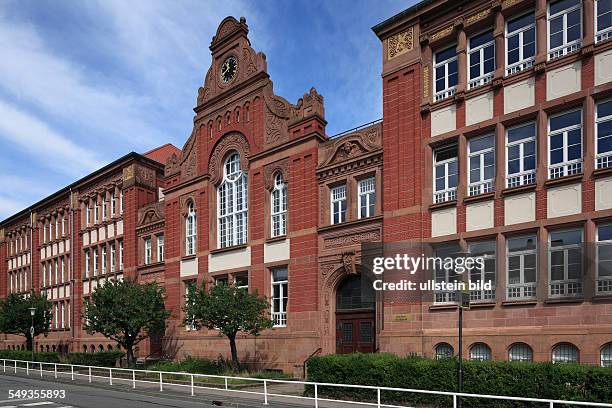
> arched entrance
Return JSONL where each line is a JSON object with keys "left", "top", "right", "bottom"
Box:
{"left": 335, "top": 275, "right": 375, "bottom": 354}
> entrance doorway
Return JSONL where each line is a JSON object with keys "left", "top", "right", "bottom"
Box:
{"left": 335, "top": 275, "right": 375, "bottom": 353}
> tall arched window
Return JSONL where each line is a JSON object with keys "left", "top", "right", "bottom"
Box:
{"left": 271, "top": 173, "right": 287, "bottom": 237}
{"left": 185, "top": 201, "right": 196, "bottom": 256}
{"left": 508, "top": 343, "right": 533, "bottom": 362}
{"left": 218, "top": 153, "right": 248, "bottom": 248}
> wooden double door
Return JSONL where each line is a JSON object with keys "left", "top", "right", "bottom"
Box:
{"left": 336, "top": 310, "right": 375, "bottom": 354}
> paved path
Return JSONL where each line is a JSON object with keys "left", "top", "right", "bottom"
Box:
{"left": 0, "top": 369, "right": 396, "bottom": 408}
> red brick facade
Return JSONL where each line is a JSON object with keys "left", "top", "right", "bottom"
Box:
{"left": 2, "top": 3, "right": 612, "bottom": 375}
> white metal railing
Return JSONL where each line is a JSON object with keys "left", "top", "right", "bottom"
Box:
{"left": 468, "top": 73, "right": 493, "bottom": 90}
{"left": 507, "top": 283, "right": 536, "bottom": 300}
{"left": 434, "top": 188, "right": 457, "bottom": 204}
{"left": 506, "top": 58, "right": 535, "bottom": 76}
{"left": 1, "top": 359, "right": 612, "bottom": 407}
{"left": 596, "top": 153, "right": 612, "bottom": 170}
{"left": 548, "top": 41, "right": 581, "bottom": 61}
{"left": 506, "top": 170, "right": 536, "bottom": 188}
{"left": 468, "top": 180, "right": 493, "bottom": 197}
{"left": 434, "top": 87, "right": 456, "bottom": 102}
{"left": 596, "top": 28, "right": 612, "bottom": 44}
{"left": 550, "top": 281, "right": 582, "bottom": 297}
{"left": 598, "top": 278, "right": 612, "bottom": 293}
{"left": 549, "top": 160, "right": 582, "bottom": 179}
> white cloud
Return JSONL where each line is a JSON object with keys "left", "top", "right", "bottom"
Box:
{"left": 0, "top": 99, "right": 104, "bottom": 176}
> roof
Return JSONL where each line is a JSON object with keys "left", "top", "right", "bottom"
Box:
{"left": 371, "top": 0, "right": 434, "bottom": 35}
{"left": 143, "top": 143, "right": 181, "bottom": 164}
{"left": 1, "top": 152, "right": 164, "bottom": 227}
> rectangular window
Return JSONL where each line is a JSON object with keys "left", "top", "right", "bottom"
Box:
{"left": 234, "top": 272, "right": 249, "bottom": 290}
{"left": 61, "top": 302, "right": 65, "bottom": 329}
{"left": 54, "top": 303, "right": 59, "bottom": 329}
{"left": 468, "top": 135, "right": 495, "bottom": 196}
{"left": 120, "top": 190, "right": 124, "bottom": 214}
{"left": 271, "top": 267, "right": 288, "bottom": 327}
{"left": 596, "top": 100, "right": 612, "bottom": 169}
{"left": 61, "top": 215, "right": 66, "bottom": 236}
{"left": 549, "top": 229, "right": 583, "bottom": 296}
{"left": 144, "top": 237, "right": 152, "bottom": 265}
{"left": 358, "top": 177, "right": 375, "bottom": 219}
{"left": 597, "top": 224, "right": 612, "bottom": 293}
{"left": 42, "top": 264, "right": 47, "bottom": 287}
{"left": 469, "top": 241, "right": 496, "bottom": 301}
{"left": 434, "top": 245, "right": 460, "bottom": 303}
{"left": 157, "top": 234, "right": 164, "bottom": 262}
{"left": 506, "top": 122, "right": 536, "bottom": 187}
{"left": 596, "top": 0, "right": 612, "bottom": 43}
{"left": 110, "top": 191, "right": 116, "bottom": 216}
{"left": 94, "top": 201, "right": 99, "bottom": 223}
{"left": 86, "top": 205, "right": 91, "bottom": 226}
{"left": 93, "top": 248, "right": 98, "bottom": 276}
{"left": 434, "top": 46, "right": 458, "bottom": 101}
{"left": 548, "top": 0, "right": 582, "bottom": 60}
{"left": 506, "top": 12, "right": 536, "bottom": 75}
{"left": 185, "top": 280, "right": 197, "bottom": 331}
{"left": 54, "top": 260, "right": 58, "bottom": 285}
{"left": 101, "top": 246, "right": 107, "bottom": 273}
{"left": 433, "top": 145, "right": 458, "bottom": 203}
{"left": 468, "top": 30, "right": 495, "bottom": 89}
{"left": 110, "top": 243, "right": 116, "bottom": 273}
{"left": 102, "top": 193, "right": 107, "bottom": 221}
{"left": 60, "top": 257, "right": 65, "bottom": 283}
{"left": 49, "top": 222, "right": 53, "bottom": 242}
{"left": 55, "top": 218, "right": 59, "bottom": 239}
{"left": 330, "top": 185, "right": 347, "bottom": 224}
{"left": 215, "top": 276, "right": 229, "bottom": 286}
{"left": 548, "top": 110, "right": 582, "bottom": 179}
{"left": 119, "top": 241, "right": 124, "bottom": 270}
{"left": 507, "top": 235, "right": 537, "bottom": 300}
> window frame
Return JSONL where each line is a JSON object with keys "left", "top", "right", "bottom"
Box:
{"left": 596, "top": 224, "right": 612, "bottom": 293}
{"left": 271, "top": 173, "right": 287, "bottom": 237}
{"left": 548, "top": 229, "right": 583, "bottom": 297}
{"left": 506, "top": 122, "right": 537, "bottom": 188}
{"left": 468, "top": 240, "right": 496, "bottom": 302}
{"left": 433, "top": 145, "right": 458, "bottom": 203}
{"left": 469, "top": 343, "right": 492, "bottom": 361}
{"left": 596, "top": 99, "right": 612, "bottom": 169}
{"left": 506, "top": 235, "right": 538, "bottom": 300}
{"left": 144, "top": 237, "right": 152, "bottom": 265}
{"left": 330, "top": 184, "right": 347, "bottom": 225}
{"left": 547, "top": 0, "right": 582, "bottom": 60}
{"left": 505, "top": 10, "right": 537, "bottom": 75}
{"left": 157, "top": 234, "right": 164, "bottom": 262}
{"left": 509, "top": 342, "right": 534, "bottom": 362}
{"left": 601, "top": 343, "right": 612, "bottom": 367}
{"left": 217, "top": 153, "right": 248, "bottom": 248}
{"left": 433, "top": 45, "right": 458, "bottom": 101}
{"left": 435, "top": 343, "right": 454, "bottom": 360}
{"left": 596, "top": 0, "right": 612, "bottom": 43}
{"left": 552, "top": 342, "right": 579, "bottom": 363}
{"left": 185, "top": 201, "right": 196, "bottom": 256}
{"left": 468, "top": 134, "right": 495, "bottom": 196}
{"left": 271, "top": 267, "right": 289, "bottom": 327}
{"left": 547, "top": 109, "right": 583, "bottom": 179}
{"left": 467, "top": 29, "right": 495, "bottom": 90}
{"left": 357, "top": 176, "right": 376, "bottom": 219}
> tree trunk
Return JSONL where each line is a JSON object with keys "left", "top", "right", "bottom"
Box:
{"left": 126, "top": 344, "right": 135, "bottom": 368}
{"left": 229, "top": 335, "right": 240, "bottom": 372}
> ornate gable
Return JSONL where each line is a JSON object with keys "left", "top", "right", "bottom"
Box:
{"left": 318, "top": 122, "right": 382, "bottom": 168}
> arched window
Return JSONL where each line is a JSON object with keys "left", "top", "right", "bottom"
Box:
{"left": 601, "top": 343, "right": 612, "bottom": 367}
{"left": 218, "top": 153, "right": 248, "bottom": 248}
{"left": 271, "top": 173, "right": 287, "bottom": 237}
{"left": 82, "top": 344, "right": 87, "bottom": 353}
{"left": 90, "top": 345, "right": 95, "bottom": 353}
{"left": 552, "top": 343, "right": 579, "bottom": 364}
{"left": 435, "top": 343, "right": 454, "bottom": 360}
{"left": 98, "top": 344, "right": 104, "bottom": 352}
{"left": 469, "top": 343, "right": 492, "bottom": 361}
{"left": 336, "top": 275, "right": 375, "bottom": 311}
{"left": 509, "top": 343, "right": 533, "bottom": 362}
{"left": 185, "top": 201, "right": 196, "bottom": 256}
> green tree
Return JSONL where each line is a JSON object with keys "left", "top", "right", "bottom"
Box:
{"left": 82, "top": 279, "right": 170, "bottom": 368}
{"left": 0, "top": 292, "right": 52, "bottom": 352}
{"left": 184, "top": 283, "right": 274, "bottom": 371}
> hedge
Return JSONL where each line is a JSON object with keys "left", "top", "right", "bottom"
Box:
{"left": 0, "top": 350, "right": 60, "bottom": 363}
{"left": 306, "top": 353, "right": 612, "bottom": 408}
{"left": 148, "top": 356, "right": 222, "bottom": 375}
{"left": 65, "top": 351, "right": 124, "bottom": 367}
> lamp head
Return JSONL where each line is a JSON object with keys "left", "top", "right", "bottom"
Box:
{"left": 28, "top": 307, "right": 36, "bottom": 316}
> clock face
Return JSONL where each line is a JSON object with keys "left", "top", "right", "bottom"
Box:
{"left": 220, "top": 56, "right": 238, "bottom": 83}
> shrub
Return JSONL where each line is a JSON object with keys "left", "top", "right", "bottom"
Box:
{"left": 148, "top": 357, "right": 221, "bottom": 375}
{"left": 306, "top": 353, "right": 612, "bottom": 408}
{"left": 0, "top": 350, "right": 60, "bottom": 363}
{"left": 65, "top": 351, "right": 124, "bottom": 367}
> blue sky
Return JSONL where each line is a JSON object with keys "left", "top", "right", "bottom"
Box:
{"left": 0, "top": 0, "right": 417, "bottom": 220}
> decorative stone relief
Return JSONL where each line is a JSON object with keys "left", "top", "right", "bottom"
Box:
{"left": 324, "top": 230, "right": 381, "bottom": 249}
{"left": 208, "top": 132, "right": 251, "bottom": 185}
{"left": 318, "top": 122, "right": 382, "bottom": 167}
{"left": 387, "top": 26, "right": 414, "bottom": 59}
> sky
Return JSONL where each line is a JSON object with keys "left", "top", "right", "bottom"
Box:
{"left": 0, "top": 0, "right": 417, "bottom": 221}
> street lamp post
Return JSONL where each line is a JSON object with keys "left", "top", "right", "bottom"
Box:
{"left": 455, "top": 252, "right": 471, "bottom": 408}
{"left": 28, "top": 307, "right": 36, "bottom": 361}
